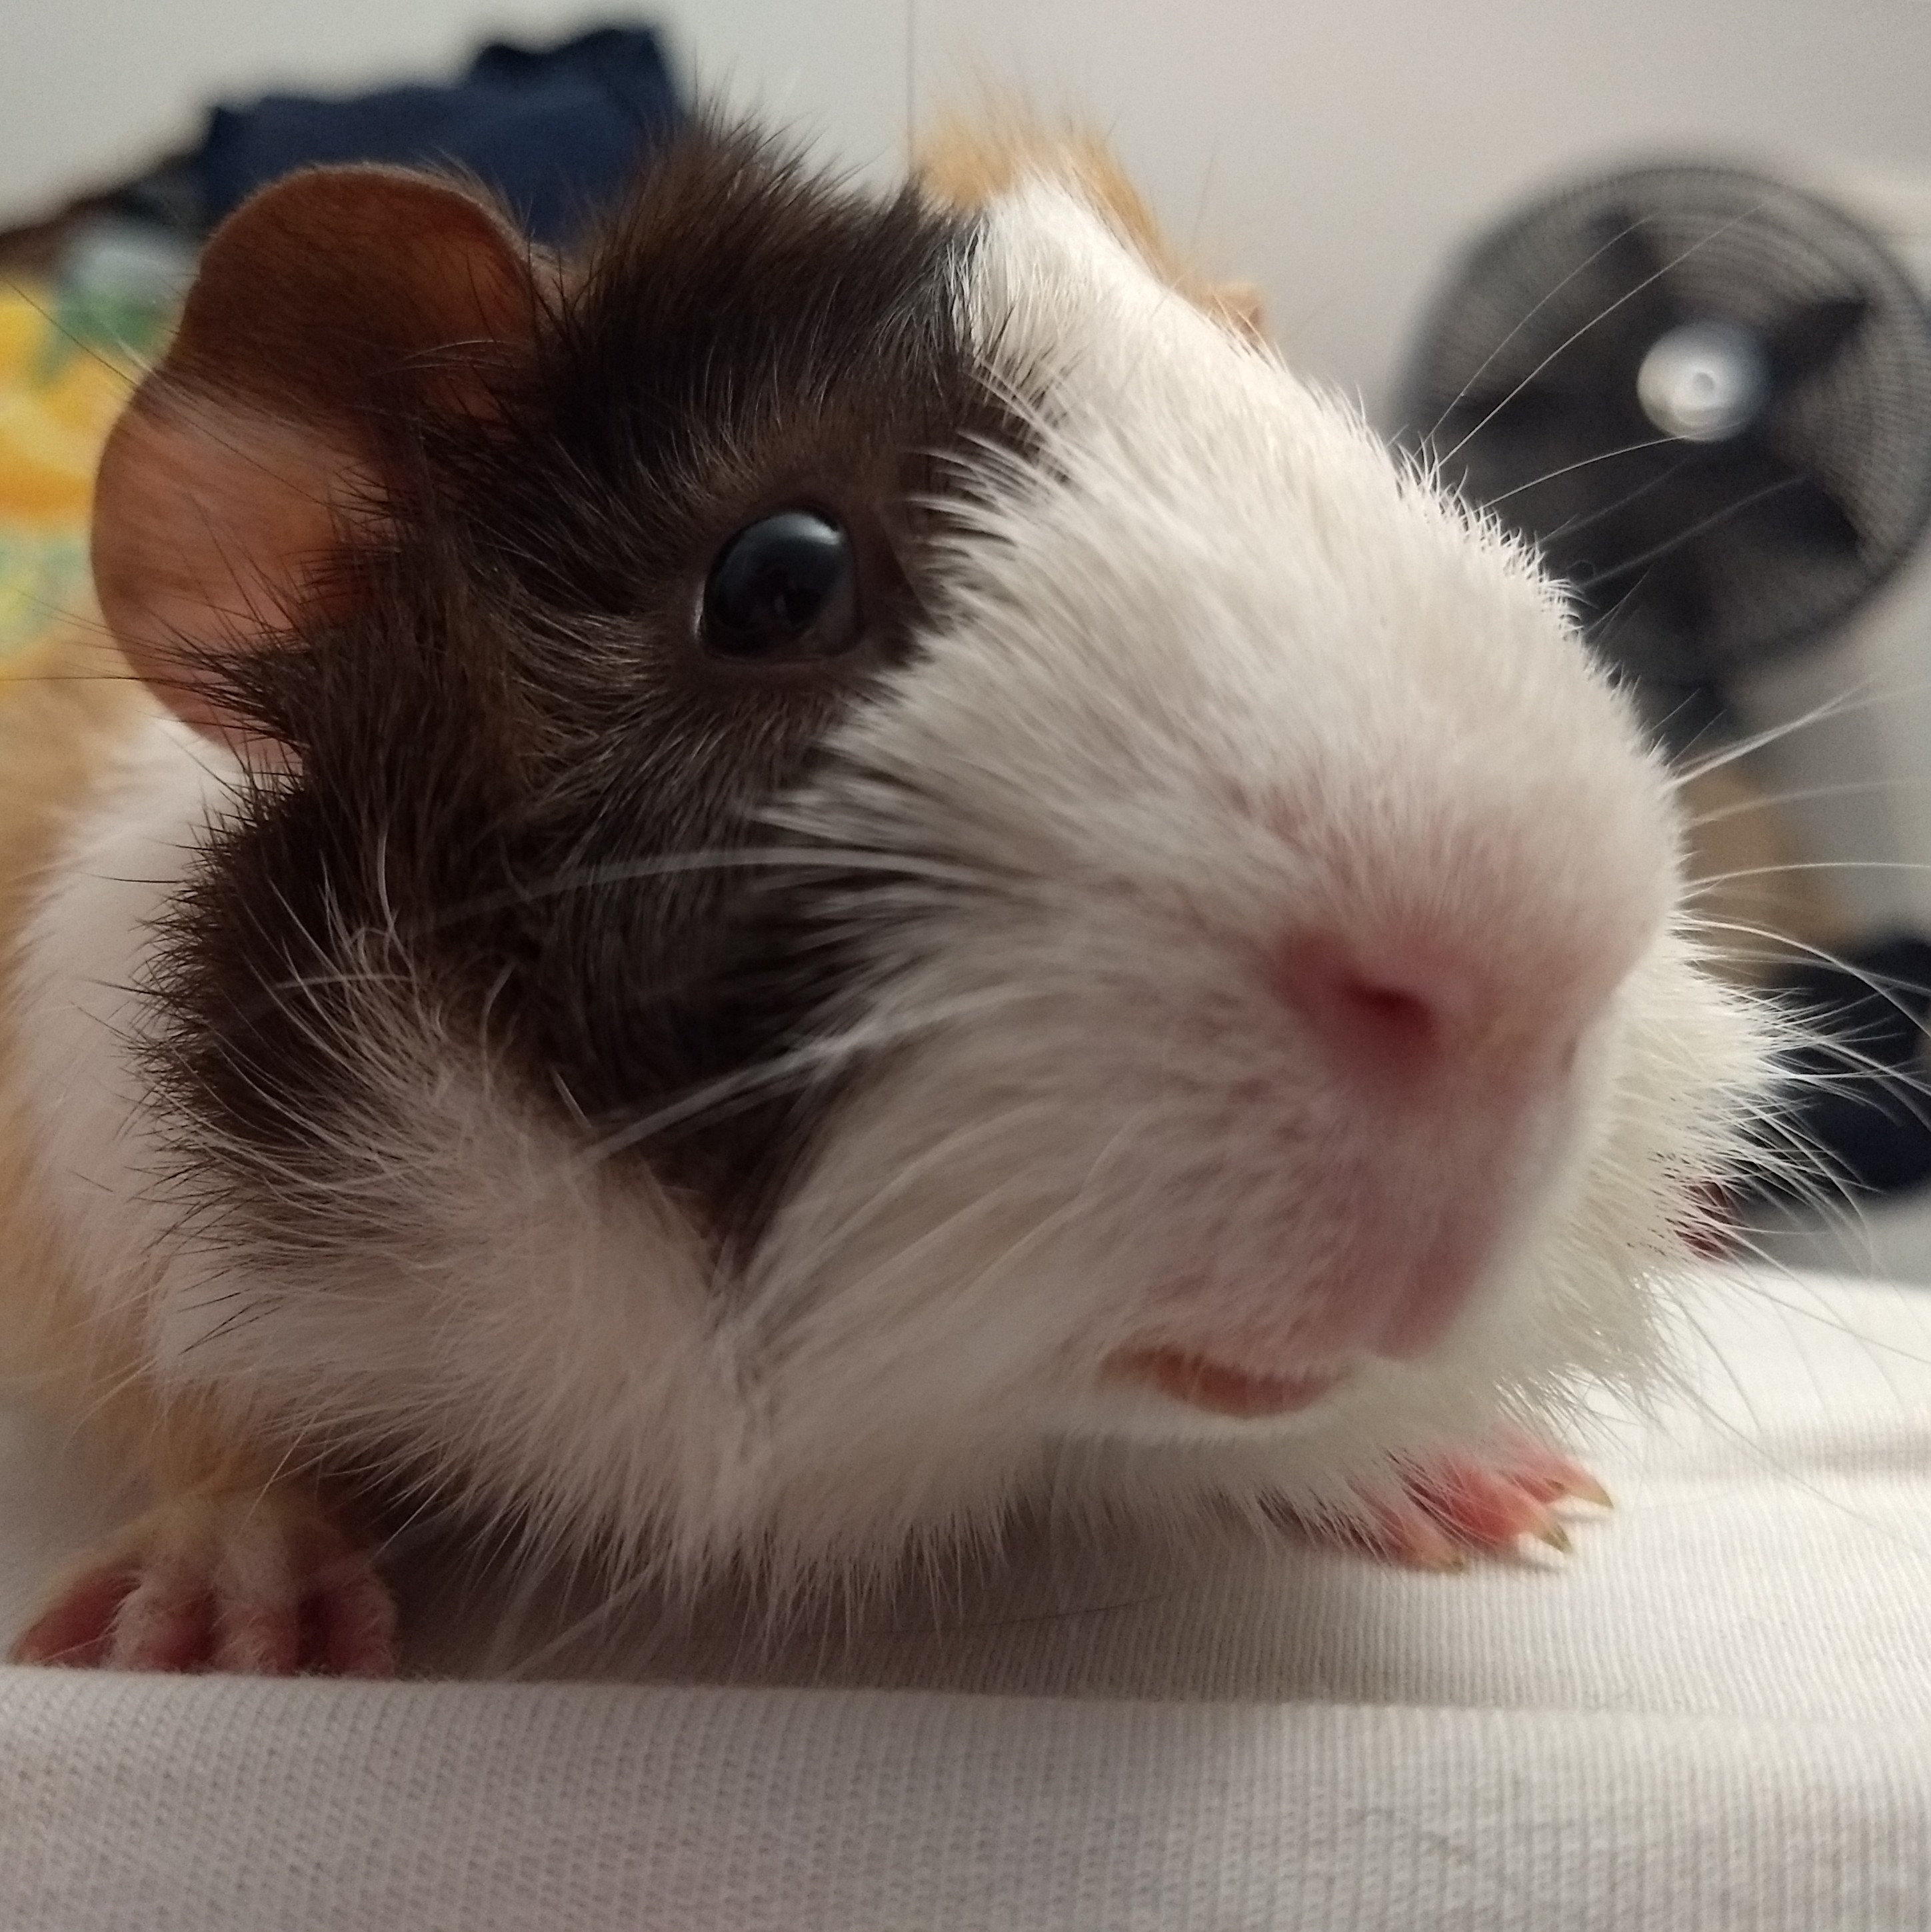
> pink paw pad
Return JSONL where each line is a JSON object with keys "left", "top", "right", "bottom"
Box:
{"left": 9, "top": 1492, "right": 397, "bottom": 1677}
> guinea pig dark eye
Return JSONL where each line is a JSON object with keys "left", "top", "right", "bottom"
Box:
{"left": 701, "top": 509, "right": 861, "bottom": 661}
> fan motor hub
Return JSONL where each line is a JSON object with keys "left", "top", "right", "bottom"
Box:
{"left": 1635, "top": 319, "right": 1770, "bottom": 443}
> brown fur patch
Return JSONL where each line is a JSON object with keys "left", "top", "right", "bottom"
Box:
{"left": 917, "top": 113, "right": 1266, "bottom": 340}
{"left": 92, "top": 168, "right": 543, "bottom": 742}
{"left": 94, "top": 123, "right": 1016, "bottom": 1280}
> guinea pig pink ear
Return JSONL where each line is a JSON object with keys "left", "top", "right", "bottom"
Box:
{"left": 91, "top": 166, "right": 540, "bottom": 741}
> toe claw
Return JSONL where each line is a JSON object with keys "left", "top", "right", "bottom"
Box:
{"left": 1286, "top": 1439, "right": 1612, "bottom": 1570}
{"left": 1563, "top": 1469, "right": 1614, "bottom": 1511}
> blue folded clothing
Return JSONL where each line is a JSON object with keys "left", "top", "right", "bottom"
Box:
{"left": 193, "top": 23, "right": 681, "bottom": 245}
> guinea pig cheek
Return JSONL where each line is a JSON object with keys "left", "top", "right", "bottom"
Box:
{"left": 1109, "top": 933, "right": 1617, "bottom": 1421}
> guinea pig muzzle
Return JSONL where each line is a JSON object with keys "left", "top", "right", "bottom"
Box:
{"left": 1106, "top": 923, "right": 1616, "bottom": 1418}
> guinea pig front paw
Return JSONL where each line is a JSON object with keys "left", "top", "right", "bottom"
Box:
{"left": 7, "top": 1487, "right": 395, "bottom": 1676}
{"left": 1301, "top": 1439, "right": 1612, "bottom": 1570}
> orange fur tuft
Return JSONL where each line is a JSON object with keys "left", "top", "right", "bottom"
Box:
{"left": 917, "top": 113, "right": 1266, "bottom": 341}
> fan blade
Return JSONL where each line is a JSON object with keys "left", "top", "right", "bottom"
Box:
{"left": 1428, "top": 382, "right": 1576, "bottom": 447}
{"left": 1698, "top": 439, "right": 1863, "bottom": 557}
{"left": 1570, "top": 213, "right": 1676, "bottom": 321}
{"left": 1433, "top": 212, "right": 1684, "bottom": 427}
{"left": 1538, "top": 211, "right": 1685, "bottom": 371}
{"left": 1617, "top": 553, "right": 1713, "bottom": 663}
{"left": 1766, "top": 295, "right": 1870, "bottom": 384}
{"left": 1530, "top": 440, "right": 1697, "bottom": 548}
{"left": 1575, "top": 537, "right": 1712, "bottom": 683}
{"left": 1746, "top": 467, "right": 1862, "bottom": 555}
{"left": 1431, "top": 385, "right": 1646, "bottom": 501}
{"left": 1524, "top": 435, "right": 1698, "bottom": 575}
{"left": 1572, "top": 446, "right": 1860, "bottom": 596}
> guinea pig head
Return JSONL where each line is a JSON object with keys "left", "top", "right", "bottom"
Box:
{"left": 737, "top": 170, "right": 1771, "bottom": 1551}
{"left": 79, "top": 127, "right": 1770, "bottom": 1584}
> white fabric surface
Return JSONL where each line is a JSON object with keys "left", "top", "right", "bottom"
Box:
{"left": 3, "top": 1267, "right": 1930, "bottom": 1929}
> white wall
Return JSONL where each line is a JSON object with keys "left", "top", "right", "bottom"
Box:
{"left": 8, "top": 2, "right": 1931, "bottom": 413}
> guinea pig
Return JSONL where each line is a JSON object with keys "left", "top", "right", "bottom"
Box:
{"left": 0, "top": 116, "right": 1772, "bottom": 1675}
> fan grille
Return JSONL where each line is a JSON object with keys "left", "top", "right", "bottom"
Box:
{"left": 1400, "top": 164, "right": 1931, "bottom": 687}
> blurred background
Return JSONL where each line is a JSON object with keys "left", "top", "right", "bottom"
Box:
{"left": 7, "top": 0, "right": 1931, "bottom": 1274}
{"left": 9, "top": 3, "right": 1931, "bottom": 414}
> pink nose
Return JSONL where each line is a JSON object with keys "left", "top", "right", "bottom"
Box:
{"left": 1262, "top": 927, "right": 1593, "bottom": 1359}
{"left": 1270, "top": 935, "right": 1461, "bottom": 1083}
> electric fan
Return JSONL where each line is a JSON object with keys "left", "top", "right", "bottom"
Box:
{"left": 1398, "top": 162, "right": 1931, "bottom": 723}
{"left": 1399, "top": 163, "right": 1931, "bottom": 1207}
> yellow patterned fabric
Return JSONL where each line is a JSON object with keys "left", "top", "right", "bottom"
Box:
{"left": 0, "top": 260, "right": 174, "bottom": 679}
